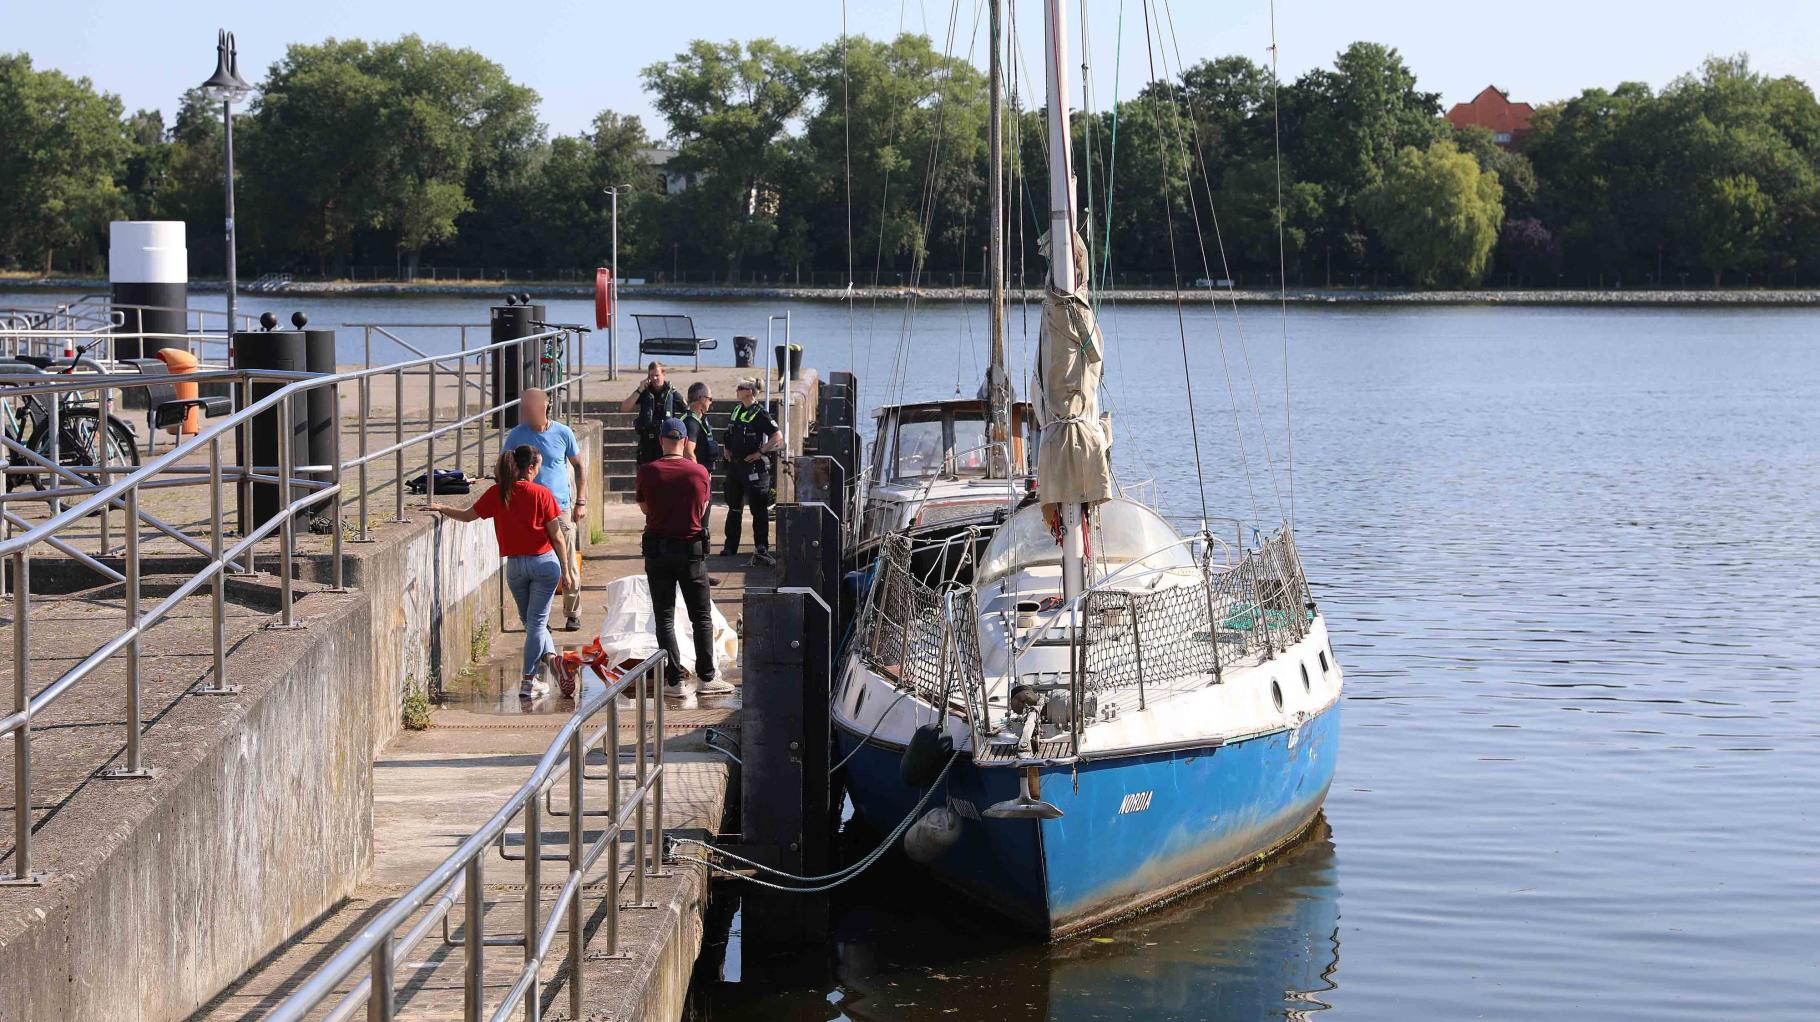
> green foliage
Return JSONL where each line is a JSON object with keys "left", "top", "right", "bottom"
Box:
{"left": 0, "top": 54, "right": 130, "bottom": 272}
{"left": 1363, "top": 140, "right": 1504, "bottom": 286}
{"left": 4, "top": 36, "right": 1819, "bottom": 287}
{"left": 402, "top": 676, "right": 433, "bottom": 730}
{"left": 643, "top": 39, "right": 813, "bottom": 280}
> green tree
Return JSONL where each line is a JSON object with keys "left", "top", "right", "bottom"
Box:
{"left": 243, "top": 35, "right": 539, "bottom": 275}
{"left": 643, "top": 39, "right": 813, "bottom": 281}
{"left": 1692, "top": 173, "right": 1773, "bottom": 283}
{"left": 1279, "top": 42, "right": 1445, "bottom": 283}
{"left": 0, "top": 54, "right": 130, "bottom": 272}
{"left": 1363, "top": 139, "right": 1503, "bottom": 286}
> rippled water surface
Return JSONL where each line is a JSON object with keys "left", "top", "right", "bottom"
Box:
{"left": 20, "top": 290, "right": 1820, "bottom": 1018}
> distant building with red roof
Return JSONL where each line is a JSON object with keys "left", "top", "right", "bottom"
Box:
{"left": 1446, "top": 86, "right": 1535, "bottom": 148}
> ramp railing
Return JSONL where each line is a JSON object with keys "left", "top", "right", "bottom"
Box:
{"left": 261, "top": 651, "right": 669, "bottom": 1022}
{"left": 0, "top": 326, "right": 585, "bottom": 885}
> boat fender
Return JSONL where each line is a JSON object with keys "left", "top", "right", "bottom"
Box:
{"left": 903, "top": 806, "right": 962, "bottom": 863}
{"left": 899, "top": 723, "right": 952, "bottom": 788}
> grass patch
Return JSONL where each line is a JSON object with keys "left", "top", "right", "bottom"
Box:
{"left": 589, "top": 526, "right": 605, "bottom": 545}
{"left": 401, "top": 677, "right": 433, "bottom": 731}
{"left": 470, "top": 618, "right": 492, "bottom": 664}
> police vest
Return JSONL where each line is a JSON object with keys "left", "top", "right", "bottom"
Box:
{"left": 726, "top": 405, "right": 769, "bottom": 458}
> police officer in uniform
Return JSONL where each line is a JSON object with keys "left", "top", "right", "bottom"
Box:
{"left": 681, "top": 381, "right": 719, "bottom": 532}
{"left": 620, "top": 360, "right": 683, "bottom": 465}
{"left": 719, "top": 379, "right": 782, "bottom": 566}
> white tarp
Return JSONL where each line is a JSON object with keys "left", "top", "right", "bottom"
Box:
{"left": 1033, "top": 230, "right": 1115, "bottom": 510}
{"left": 595, "top": 574, "right": 739, "bottom": 677}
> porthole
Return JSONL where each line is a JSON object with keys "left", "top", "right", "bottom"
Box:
{"left": 1300, "top": 662, "right": 1311, "bottom": 692}
{"left": 1318, "top": 649, "right": 1331, "bottom": 674}
{"left": 1270, "top": 679, "right": 1283, "bottom": 711}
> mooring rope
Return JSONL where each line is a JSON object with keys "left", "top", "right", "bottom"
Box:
{"left": 669, "top": 751, "right": 960, "bottom": 893}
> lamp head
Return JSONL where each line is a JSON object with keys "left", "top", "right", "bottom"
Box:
{"left": 290, "top": 311, "right": 308, "bottom": 329}
{"left": 259, "top": 312, "right": 278, "bottom": 331}
{"left": 201, "top": 29, "right": 255, "bottom": 99}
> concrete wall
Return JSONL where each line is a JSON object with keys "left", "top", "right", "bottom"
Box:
{"left": 0, "top": 585, "right": 374, "bottom": 1022}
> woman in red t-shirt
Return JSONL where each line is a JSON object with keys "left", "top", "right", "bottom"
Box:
{"left": 432, "top": 445, "right": 580, "bottom": 698}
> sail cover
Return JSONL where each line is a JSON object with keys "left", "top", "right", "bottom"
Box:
{"left": 1034, "top": 229, "right": 1114, "bottom": 510}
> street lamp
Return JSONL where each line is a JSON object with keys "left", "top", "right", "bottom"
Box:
{"left": 602, "top": 184, "right": 632, "bottom": 380}
{"left": 201, "top": 29, "right": 255, "bottom": 336}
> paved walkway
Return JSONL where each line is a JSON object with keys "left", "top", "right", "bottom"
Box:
{"left": 191, "top": 495, "right": 764, "bottom": 1021}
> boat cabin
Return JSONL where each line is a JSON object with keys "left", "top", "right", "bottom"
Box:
{"left": 859, "top": 398, "right": 1035, "bottom": 552}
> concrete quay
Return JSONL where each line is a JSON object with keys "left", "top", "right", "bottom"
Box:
{"left": 0, "top": 363, "right": 822, "bottom": 1021}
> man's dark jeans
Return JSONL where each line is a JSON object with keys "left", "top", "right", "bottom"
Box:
{"left": 643, "top": 534, "right": 715, "bottom": 683}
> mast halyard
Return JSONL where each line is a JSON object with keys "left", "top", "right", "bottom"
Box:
{"left": 1043, "top": 0, "right": 1087, "bottom": 600}
{"left": 987, "top": 0, "right": 1012, "bottom": 479}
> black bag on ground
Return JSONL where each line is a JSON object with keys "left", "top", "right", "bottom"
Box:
{"left": 406, "top": 468, "right": 472, "bottom": 494}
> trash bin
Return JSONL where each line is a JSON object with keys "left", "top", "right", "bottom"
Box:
{"left": 734, "top": 335, "right": 757, "bottom": 368}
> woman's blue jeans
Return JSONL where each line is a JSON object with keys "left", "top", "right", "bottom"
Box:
{"left": 506, "top": 552, "right": 562, "bottom": 679}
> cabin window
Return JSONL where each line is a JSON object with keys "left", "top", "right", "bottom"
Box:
{"left": 893, "top": 412, "right": 947, "bottom": 479}
{"left": 1270, "top": 680, "right": 1284, "bottom": 711}
{"left": 1300, "top": 662, "right": 1311, "bottom": 692}
{"left": 1318, "top": 649, "right": 1331, "bottom": 675}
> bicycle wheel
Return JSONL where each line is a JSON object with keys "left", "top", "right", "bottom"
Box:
{"left": 58, "top": 408, "right": 141, "bottom": 488}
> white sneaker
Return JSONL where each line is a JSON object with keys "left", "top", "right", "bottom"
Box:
{"left": 519, "top": 676, "right": 549, "bottom": 699}
{"left": 696, "top": 677, "right": 734, "bottom": 696}
{"left": 663, "top": 679, "right": 688, "bottom": 700}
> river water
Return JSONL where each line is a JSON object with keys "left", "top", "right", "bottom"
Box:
{"left": 21, "top": 290, "right": 1820, "bottom": 1019}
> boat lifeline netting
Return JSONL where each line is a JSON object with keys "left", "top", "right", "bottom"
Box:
{"left": 859, "top": 539, "right": 984, "bottom": 709}
{"left": 1085, "top": 530, "right": 1313, "bottom": 702}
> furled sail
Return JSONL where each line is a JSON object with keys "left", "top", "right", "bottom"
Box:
{"left": 1034, "top": 229, "right": 1114, "bottom": 511}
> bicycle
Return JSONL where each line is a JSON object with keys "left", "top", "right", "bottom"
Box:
{"left": 531, "top": 321, "right": 591, "bottom": 391}
{"left": 1, "top": 338, "right": 141, "bottom": 494}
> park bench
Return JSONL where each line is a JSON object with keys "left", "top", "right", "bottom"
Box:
{"left": 631, "top": 314, "right": 718, "bottom": 370}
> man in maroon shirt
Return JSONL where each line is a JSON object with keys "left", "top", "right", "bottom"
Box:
{"left": 636, "top": 418, "right": 731, "bottom": 698}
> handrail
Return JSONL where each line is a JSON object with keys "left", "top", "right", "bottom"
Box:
{"left": 1, "top": 324, "right": 587, "bottom": 886}
{"left": 263, "top": 651, "right": 668, "bottom": 1022}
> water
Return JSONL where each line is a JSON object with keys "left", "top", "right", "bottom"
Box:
{"left": 18, "top": 289, "right": 1820, "bottom": 1018}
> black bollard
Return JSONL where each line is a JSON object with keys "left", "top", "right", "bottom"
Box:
{"left": 489, "top": 298, "right": 544, "bottom": 428}
{"left": 232, "top": 322, "right": 308, "bottom": 533}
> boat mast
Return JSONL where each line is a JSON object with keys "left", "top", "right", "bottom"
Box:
{"left": 987, "top": 0, "right": 1011, "bottom": 478}
{"left": 1043, "top": 0, "right": 1087, "bottom": 600}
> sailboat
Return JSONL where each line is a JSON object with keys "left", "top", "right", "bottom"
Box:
{"left": 832, "top": 0, "right": 1344, "bottom": 936}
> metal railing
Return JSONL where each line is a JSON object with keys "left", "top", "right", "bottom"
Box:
{"left": 264, "top": 650, "right": 669, "bottom": 1022}
{"left": 1, "top": 325, "right": 587, "bottom": 885}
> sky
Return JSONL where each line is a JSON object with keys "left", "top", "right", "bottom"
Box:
{"left": 6, "top": 0, "right": 1818, "bottom": 139}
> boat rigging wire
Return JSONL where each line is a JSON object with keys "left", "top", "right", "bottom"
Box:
{"left": 1154, "top": 0, "right": 1290, "bottom": 526}
{"left": 1269, "top": 0, "right": 1296, "bottom": 531}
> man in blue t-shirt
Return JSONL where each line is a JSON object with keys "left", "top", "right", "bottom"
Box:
{"left": 505, "top": 388, "right": 587, "bottom": 631}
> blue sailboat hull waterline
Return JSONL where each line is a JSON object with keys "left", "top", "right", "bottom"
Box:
{"left": 833, "top": 702, "right": 1341, "bottom": 937}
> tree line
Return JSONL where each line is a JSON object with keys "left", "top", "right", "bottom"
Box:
{"left": 2, "top": 36, "right": 1817, "bottom": 288}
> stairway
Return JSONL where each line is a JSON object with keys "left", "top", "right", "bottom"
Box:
{"left": 596, "top": 400, "right": 748, "bottom": 502}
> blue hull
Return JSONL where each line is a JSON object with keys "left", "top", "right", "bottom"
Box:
{"left": 836, "top": 704, "right": 1340, "bottom": 935}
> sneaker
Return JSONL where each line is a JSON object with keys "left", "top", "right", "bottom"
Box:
{"left": 564, "top": 614, "right": 582, "bottom": 632}
{"left": 696, "top": 676, "right": 734, "bottom": 696}
{"left": 519, "top": 676, "right": 549, "bottom": 699}
{"left": 708, "top": 575, "right": 723, "bottom": 587}
{"left": 663, "top": 678, "right": 689, "bottom": 700}
{"left": 718, "top": 546, "right": 738, "bottom": 558}
{"left": 750, "top": 550, "right": 776, "bottom": 567}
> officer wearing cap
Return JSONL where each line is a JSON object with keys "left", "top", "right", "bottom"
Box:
{"left": 719, "top": 379, "right": 781, "bottom": 566}
{"left": 635, "top": 416, "right": 729, "bottom": 698}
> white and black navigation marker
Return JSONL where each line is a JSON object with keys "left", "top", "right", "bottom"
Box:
{"left": 109, "top": 220, "right": 188, "bottom": 359}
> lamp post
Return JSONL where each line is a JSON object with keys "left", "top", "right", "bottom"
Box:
{"left": 602, "top": 184, "right": 631, "bottom": 380}
{"left": 201, "top": 30, "right": 255, "bottom": 336}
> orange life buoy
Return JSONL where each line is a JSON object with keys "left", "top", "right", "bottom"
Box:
{"left": 594, "top": 266, "right": 613, "bottom": 328}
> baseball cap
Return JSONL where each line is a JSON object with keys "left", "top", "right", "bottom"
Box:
{"left": 659, "top": 417, "right": 688, "bottom": 439}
